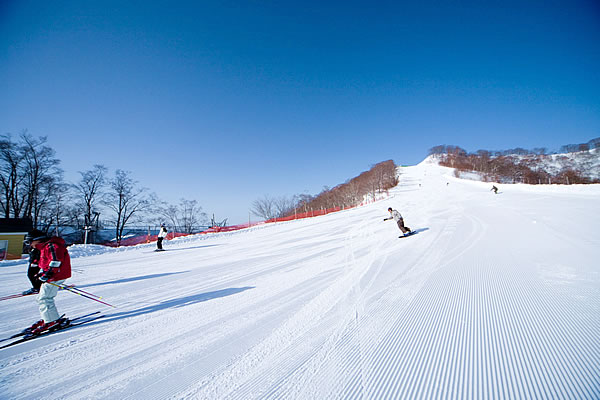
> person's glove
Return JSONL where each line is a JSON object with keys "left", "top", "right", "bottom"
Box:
{"left": 29, "top": 248, "right": 40, "bottom": 264}
{"left": 38, "top": 261, "right": 61, "bottom": 282}
{"left": 38, "top": 269, "right": 54, "bottom": 282}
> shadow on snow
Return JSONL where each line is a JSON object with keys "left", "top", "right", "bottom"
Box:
{"left": 412, "top": 227, "right": 430, "bottom": 234}
{"left": 76, "top": 272, "right": 189, "bottom": 289}
{"left": 156, "top": 244, "right": 222, "bottom": 252}
{"left": 92, "top": 286, "right": 255, "bottom": 324}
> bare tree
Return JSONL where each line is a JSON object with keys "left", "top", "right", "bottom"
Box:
{"left": 42, "top": 185, "right": 71, "bottom": 235}
{"left": 73, "top": 165, "right": 107, "bottom": 228}
{"left": 251, "top": 195, "right": 276, "bottom": 220}
{"left": 0, "top": 134, "right": 24, "bottom": 218}
{"left": 20, "top": 133, "right": 63, "bottom": 226}
{"left": 0, "top": 132, "right": 63, "bottom": 223}
{"left": 428, "top": 145, "right": 447, "bottom": 155}
{"left": 160, "top": 198, "right": 207, "bottom": 234}
{"left": 372, "top": 160, "right": 398, "bottom": 194}
{"left": 273, "top": 195, "right": 296, "bottom": 218}
{"left": 319, "top": 186, "right": 334, "bottom": 209}
{"left": 161, "top": 204, "right": 179, "bottom": 231}
{"left": 179, "top": 199, "right": 206, "bottom": 233}
{"left": 295, "top": 193, "right": 314, "bottom": 213}
{"left": 343, "top": 180, "right": 361, "bottom": 206}
{"left": 104, "top": 170, "right": 154, "bottom": 246}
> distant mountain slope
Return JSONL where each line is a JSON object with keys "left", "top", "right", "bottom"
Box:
{"left": 516, "top": 148, "right": 600, "bottom": 180}
{"left": 432, "top": 148, "right": 600, "bottom": 184}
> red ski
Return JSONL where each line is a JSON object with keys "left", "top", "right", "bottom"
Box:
{"left": 0, "top": 312, "right": 104, "bottom": 349}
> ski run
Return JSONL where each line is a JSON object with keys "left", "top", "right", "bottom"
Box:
{"left": 1, "top": 159, "right": 599, "bottom": 399}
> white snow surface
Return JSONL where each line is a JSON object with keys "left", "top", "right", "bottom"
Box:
{"left": 1, "top": 161, "right": 599, "bottom": 399}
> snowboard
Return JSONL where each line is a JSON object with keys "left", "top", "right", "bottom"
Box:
{"left": 399, "top": 231, "right": 417, "bottom": 238}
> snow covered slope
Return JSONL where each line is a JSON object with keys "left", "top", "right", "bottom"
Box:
{"left": 1, "top": 160, "right": 599, "bottom": 399}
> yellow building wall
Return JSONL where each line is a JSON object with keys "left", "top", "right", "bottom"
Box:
{"left": 0, "top": 234, "right": 26, "bottom": 260}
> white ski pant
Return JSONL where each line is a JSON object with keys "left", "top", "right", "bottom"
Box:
{"left": 38, "top": 280, "right": 65, "bottom": 323}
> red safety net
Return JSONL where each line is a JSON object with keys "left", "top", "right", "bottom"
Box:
{"left": 104, "top": 231, "right": 190, "bottom": 247}
{"left": 103, "top": 204, "right": 362, "bottom": 247}
{"left": 264, "top": 206, "right": 347, "bottom": 223}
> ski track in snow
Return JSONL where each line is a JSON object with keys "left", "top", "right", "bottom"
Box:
{"left": 1, "top": 160, "right": 599, "bottom": 399}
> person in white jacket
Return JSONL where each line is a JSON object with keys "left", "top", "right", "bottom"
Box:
{"left": 384, "top": 207, "right": 412, "bottom": 235}
{"left": 157, "top": 224, "right": 168, "bottom": 250}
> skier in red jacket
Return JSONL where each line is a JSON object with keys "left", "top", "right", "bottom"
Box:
{"left": 24, "top": 229, "right": 72, "bottom": 335}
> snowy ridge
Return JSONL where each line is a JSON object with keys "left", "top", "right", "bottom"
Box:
{"left": 1, "top": 161, "right": 599, "bottom": 399}
{"left": 536, "top": 149, "right": 600, "bottom": 180}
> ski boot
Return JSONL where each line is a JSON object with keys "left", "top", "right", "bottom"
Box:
{"left": 22, "top": 319, "right": 44, "bottom": 334}
{"left": 22, "top": 287, "right": 40, "bottom": 296}
{"left": 27, "top": 317, "right": 71, "bottom": 337}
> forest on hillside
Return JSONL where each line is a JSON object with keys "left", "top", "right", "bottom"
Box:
{"left": 429, "top": 138, "right": 600, "bottom": 184}
{"left": 251, "top": 160, "right": 398, "bottom": 220}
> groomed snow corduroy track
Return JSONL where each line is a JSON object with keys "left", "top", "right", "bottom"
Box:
{"left": 1, "top": 160, "right": 599, "bottom": 399}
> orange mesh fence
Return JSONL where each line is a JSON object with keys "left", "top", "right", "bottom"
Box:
{"left": 104, "top": 231, "right": 191, "bottom": 247}
{"left": 103, "top": 203, "right": 364, "bottom": 247}
{"left": 200, "top": 222, "right": 263, "bottom": 234}
{"left": 264, "top": 206, "right": 347, "bottom": 222}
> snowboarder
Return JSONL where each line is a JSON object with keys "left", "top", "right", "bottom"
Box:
{"left": 384, "top": 207, "right": 412, "bottom": 235}
{"left": 157, "top": 224, "right": 168, "bottom": 251}
{"left": 24, "top": 229, "right": 72, "bottom": 335}
{"left": 491, "top": 185, "right": 498, "bottom": 194}
{"left": 21, "top": 233, "right": 42, "bottom": 295}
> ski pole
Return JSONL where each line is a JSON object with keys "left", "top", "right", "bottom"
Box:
{"left": 45, "top": 281, "right": 116, "bottom": 308}
{"left": 68, "top": 285, "right": 103, "bottom": 299}
{"left": 51, "top": 281, "right": 115, "bottom": 308}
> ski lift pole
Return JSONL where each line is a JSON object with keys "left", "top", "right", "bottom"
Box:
{"left": 45, "top": 281, "right": 116, "bottom": 308}
{"left": 83, "top": 226, "right": 90, "bottom": 245}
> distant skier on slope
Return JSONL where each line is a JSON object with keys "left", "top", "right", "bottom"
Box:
{"left": 491, "top": 185, "right": 498, "bottom": 194}
{"left": 157, "top": 224, "right": 168, "bottom": 251}
{"left": 21, "top": 233, "right": 42, "bottom": 295}
{"left": 23, "top": 229, "right": 72, "bottom": 335}
{"left": 384, "top": 207, "right": 412, "bottom": 236}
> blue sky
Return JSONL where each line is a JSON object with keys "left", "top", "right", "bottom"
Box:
{"left": 1, "top": 1, "right": 599, "bottom": 224}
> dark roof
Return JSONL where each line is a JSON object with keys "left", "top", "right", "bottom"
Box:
{"left": 0, "top": 218, "right": 33, "bottom": 233}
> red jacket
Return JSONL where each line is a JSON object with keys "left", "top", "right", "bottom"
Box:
{"left": 34, "top": 237, "right": 72, "bottom": 282}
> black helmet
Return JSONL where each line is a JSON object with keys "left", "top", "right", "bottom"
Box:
{"left": 25, "top": 229, "right": 49, "bottom": 244}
